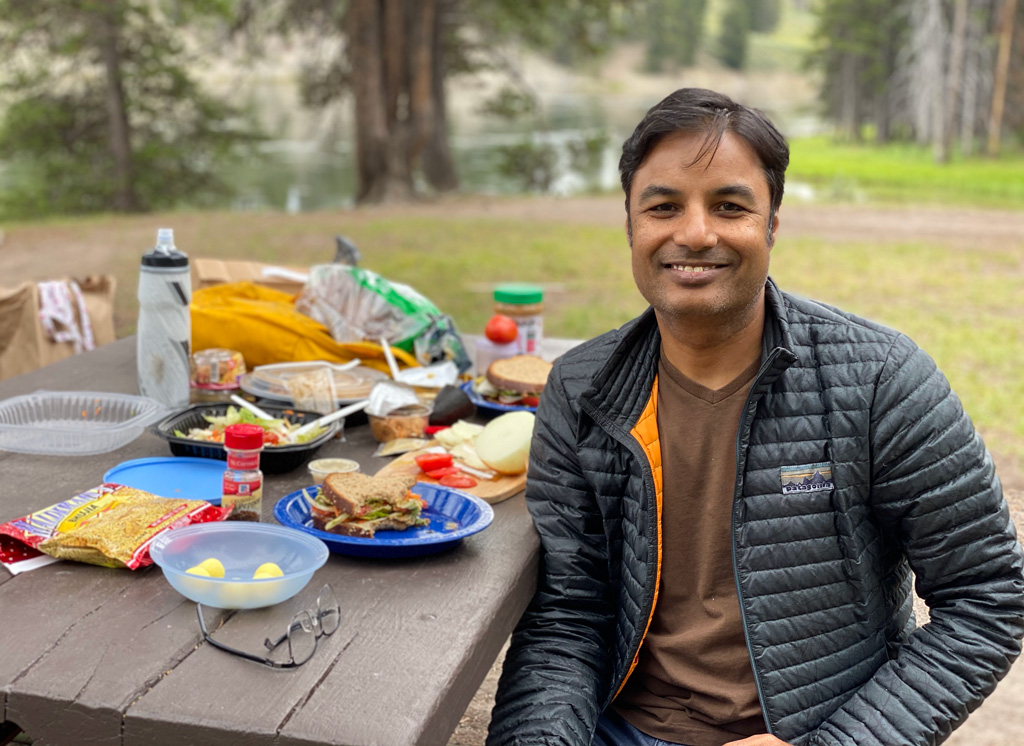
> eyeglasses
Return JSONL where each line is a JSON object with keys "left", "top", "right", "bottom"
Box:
{"left": 196, "top": 584, "right": 340, "bottom": 669}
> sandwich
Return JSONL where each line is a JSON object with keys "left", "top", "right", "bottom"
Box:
{"left": 308, "top": 472, "right": 427, "bottom": 537}
{"left": 474, "top": 354, "right": 552, "bottom": 407}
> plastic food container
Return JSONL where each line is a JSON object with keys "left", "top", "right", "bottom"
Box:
{"left": 308, "top": 458, "right": 360, "bottom": 483}
{"left": 149, "top": 522, "right": 329, "bottom": 609}
{"left": 367, "top": 403, "right": 432, "bottom": 443}
{"left": 150, "top": 403, "right": 340, "bottom": 473}
{"left": 0, "top": 390, "right": 166, "bottom": 456}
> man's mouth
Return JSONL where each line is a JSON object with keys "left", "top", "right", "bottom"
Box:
{"left": 666, "top": 263, "right": 724, "bottom": 272}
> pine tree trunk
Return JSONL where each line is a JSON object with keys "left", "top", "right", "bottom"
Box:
{"left": 97, "top": 7, "right": 139, "bottom": 212}
{"left": 422, "top": 0, "right": 459, "bottom": 192}
{"left": 987, "top": 0, "right": 1018, "bottom": 155}
{"left": 347, "top": 0, "right": 413, "bottom": 204}
{"left": 938, "top": 0, "right": 970, "bottom": 162}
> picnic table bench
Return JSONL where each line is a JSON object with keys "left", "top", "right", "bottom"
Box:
{"left": 0, "top": 337, "right": 546, "bottom": 746}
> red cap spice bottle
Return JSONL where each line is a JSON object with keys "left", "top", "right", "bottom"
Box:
{"left": 222, "top": 423, "right": 264, "bottom": 522}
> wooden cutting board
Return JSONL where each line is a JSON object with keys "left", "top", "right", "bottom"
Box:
{"left": 373, "top": 446, "right": 526, "bottom": 505}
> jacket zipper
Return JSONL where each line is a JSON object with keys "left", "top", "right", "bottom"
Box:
{"left": 731, "top": 348, "right": 783, "bottom": 736}
{"left": 580, "top": 395, "right": 662, "bottom": 711}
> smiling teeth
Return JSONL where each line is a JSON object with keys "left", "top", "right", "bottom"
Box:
{"left": 671, "top": 265, "right": 711, "bottom": 272}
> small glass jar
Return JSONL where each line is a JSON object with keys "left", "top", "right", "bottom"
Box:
{"left": 494, "top": 284, "right": 544, "bottom": 355}
{"left": 222, "top": 423, "right": 264, "bottom": 522}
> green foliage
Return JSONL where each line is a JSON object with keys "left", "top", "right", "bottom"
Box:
{"left": 751, "top": 0, "right": 782, "bottom": 32}
{"left": 0, "top": 0, "right": 260, "bottom": 219}
{"left": 494, "top": 140, "right": 559, "bottom": 192}
{"left": 642, "top": 0, "right": 708, "bottom": 71}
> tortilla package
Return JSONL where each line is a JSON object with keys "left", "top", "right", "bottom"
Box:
{"left": 0, "top": 483, "right": 232, "bottom": 574}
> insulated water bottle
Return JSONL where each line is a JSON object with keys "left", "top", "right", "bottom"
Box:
{"left": 136, "top": 228, "right": 191, "bottom": 408}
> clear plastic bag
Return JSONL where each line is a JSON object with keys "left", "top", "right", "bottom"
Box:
{"left": 295, "top": 265, "right": 471, "bottom": 373}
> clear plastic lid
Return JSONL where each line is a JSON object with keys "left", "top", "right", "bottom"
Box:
{"left": 239, "top": 362, "right": 387, "bottom": 403}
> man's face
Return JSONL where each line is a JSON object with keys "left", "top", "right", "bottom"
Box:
{"left": 627, "top": 130, "right": 778, "bottom": 329}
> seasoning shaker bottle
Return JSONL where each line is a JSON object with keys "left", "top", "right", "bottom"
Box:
{"left": 493, "top": 283, "right": 544, "bottom": 355}
{"left": 137, "top": 228, "right": 191, "bottom": 408}
{"left": 222, "top": 423, "right": 264, "bottom": 522}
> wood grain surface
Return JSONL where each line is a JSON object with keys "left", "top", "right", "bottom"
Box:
{"left": 0, "top": 337, "right": 540, "bottom": 746}
{"left": 373, "top": 445, "right": 526, "bottom": 505}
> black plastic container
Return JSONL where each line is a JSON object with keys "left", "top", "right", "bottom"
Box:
{"left": 151, "top": 403, "right": 341, "bottom": 474}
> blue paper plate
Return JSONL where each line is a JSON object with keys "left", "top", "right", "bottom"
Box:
{"left": 459, "top": 381, "right": 537, "bottom": 414}
{"left": 273, "top": 482, "right": 494, "bottom": 559}
{"left": 104, "top": 457, "right": 225, "bottom": 505}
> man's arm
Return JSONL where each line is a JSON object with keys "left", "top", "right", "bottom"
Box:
{"left": 487, "top": 367, "right": 617, "bottom": 746}
{"left": 810, "top": 335, "right": 1024, "bottom": 746}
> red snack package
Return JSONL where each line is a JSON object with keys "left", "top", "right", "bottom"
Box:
{"left": 0, "top": 483, "right": 232, "bottom": 573}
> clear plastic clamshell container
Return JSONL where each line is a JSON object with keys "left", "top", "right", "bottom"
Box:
{"left": 239, "top": 361, "right": 387, "bottom": 405}
{"left": 0, "top": 390, "right": 166, "bottom": 456}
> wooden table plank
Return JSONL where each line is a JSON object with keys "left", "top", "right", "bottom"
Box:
{"left": 0, "top": 338, "right": 540, "bottom": 746}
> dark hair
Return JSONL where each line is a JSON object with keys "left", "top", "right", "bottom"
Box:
{"left": 620, "top": 88, "right": 789, "bottom": 223}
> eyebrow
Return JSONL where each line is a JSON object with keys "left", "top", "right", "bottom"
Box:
{"left": 636, "top": 183, "right": 759, "bottom": 206}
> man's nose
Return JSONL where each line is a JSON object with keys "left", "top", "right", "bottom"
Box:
{"left": 672, "top": 210, "right": 717, "bottom": 250}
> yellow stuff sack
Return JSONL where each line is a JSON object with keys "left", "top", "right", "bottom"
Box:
{"left": 190, "top": 282, "right": 417, "bottom": 372}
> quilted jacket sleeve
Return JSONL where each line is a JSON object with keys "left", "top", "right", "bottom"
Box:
{"left": 810, "top": 334, "right": 1024, "bottom": 746}
{"left": 486, "top": 364, "right": 616, "bottom": 746}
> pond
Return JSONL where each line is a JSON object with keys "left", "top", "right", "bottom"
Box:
{"left": 222, "top": 95, "right": 652, "bottom": 212}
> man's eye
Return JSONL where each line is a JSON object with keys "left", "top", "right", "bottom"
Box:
{"left": 649, "top": 203, "right": 676, "bottom": 212}
{"left": 719, "top": 202, "right": 745, "bottom": 213}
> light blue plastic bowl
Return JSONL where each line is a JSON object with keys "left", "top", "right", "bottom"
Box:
{"left": 149, "top": 522, "right": 329, "bottom": 609}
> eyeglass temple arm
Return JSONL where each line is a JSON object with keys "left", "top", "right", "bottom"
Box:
{"left": 197, "top": 604, "right": 298, "bottom": 669}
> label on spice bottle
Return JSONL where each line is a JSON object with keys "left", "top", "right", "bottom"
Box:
{"left": 223, "top": 481, "right": 262, "bottom": 522}
{"left": 515, "top": 315, "right": 543, "bottom": 354}
{"left": 226, "top": 451, "right": 260, "bottom": 470}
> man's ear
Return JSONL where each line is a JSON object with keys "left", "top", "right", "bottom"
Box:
{"left": 767, "top": 207, "right": 780, "bottom": 249}
{"left": 625, "top": 216, "right": 633, "bottom": 247}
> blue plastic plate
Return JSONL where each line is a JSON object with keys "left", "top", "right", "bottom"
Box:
{"left": 104, "top": 457, "right": 225, "bottom": 505}
{"left": 459, "top": 381, "right": 537, "bottom": 414}
{"left": 273, "top": 482, "right": 494, "bottom": 559}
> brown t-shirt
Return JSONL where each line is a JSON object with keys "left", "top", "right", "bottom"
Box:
{"left": 613, "top": 351, "right": 766, "bottom": 746}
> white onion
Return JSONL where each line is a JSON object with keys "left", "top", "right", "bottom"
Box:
{"left": 475, "top": 411, "right": 536, "bottom": 475}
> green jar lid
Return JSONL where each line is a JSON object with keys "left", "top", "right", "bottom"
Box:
{"left": 494, "top": 283, "right": 543, "bottom": 305}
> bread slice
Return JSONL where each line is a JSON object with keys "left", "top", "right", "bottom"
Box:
{"left": 486, "top": 355, "right": 552, "bottom": 394}
{"left": 322, "top": 472, "right": 417, "bottom": 515}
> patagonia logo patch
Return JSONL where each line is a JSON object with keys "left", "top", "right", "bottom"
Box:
{"left": 780, "top": 462, "right": 835, "bottom": 494}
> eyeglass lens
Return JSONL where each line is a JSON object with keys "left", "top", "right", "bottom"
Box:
{"left": 288, "top": 610, "right": 318, "bottom": 667}
{"left": 317, "top": 585, "right": 340, "bottom": 637}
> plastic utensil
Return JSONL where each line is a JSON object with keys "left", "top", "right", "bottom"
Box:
{"left": 253, "top": 359, "right": 361, "bottom": 374}
{"left": 379, "top": 336, "right": 402, "bottom": 380}
{"left": 230, "top": 394, "right": 275, "bottom": 421}
{"left": 292, "top": 399, "right": 369, "bottom": 439}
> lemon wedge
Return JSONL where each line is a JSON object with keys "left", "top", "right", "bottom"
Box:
{"left": 253, "top": 562, "right": 284, "bottom": 579}
{"left": 185, "top": 565, "right": 211, "bottom": 577}
{"left": 195, "top": 557, "right": 225, "bottom": 578}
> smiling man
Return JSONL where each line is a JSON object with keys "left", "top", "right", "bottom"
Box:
{"left": 486, "top": 89, "right": 1024, "bottom": 746}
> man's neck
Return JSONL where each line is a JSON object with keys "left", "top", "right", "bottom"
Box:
{"left": 656, "top": 302, "right": 766, "bottom": 391}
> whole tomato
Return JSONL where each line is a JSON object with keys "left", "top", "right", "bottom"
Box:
{"left": 484, "top": 314, "right": 518, "bottom": 345}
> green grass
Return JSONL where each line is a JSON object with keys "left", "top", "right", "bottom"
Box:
{"left": 788, "top": 137, "right": 1024, "bottom": 207}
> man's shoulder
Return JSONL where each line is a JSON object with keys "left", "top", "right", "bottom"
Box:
{"left": 780, "top": 290, "right": 904, "bottom": 346}
{"left": 548, "top": 313, "right": 653, "bottom": 392}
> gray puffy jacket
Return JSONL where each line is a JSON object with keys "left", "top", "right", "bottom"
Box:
{"left": 488, "top": 280, "right": 1024, "bottom": 746}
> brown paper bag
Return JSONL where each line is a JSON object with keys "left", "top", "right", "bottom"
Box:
{"left": 0, "top": 275, "right": 116, "bottom": 381}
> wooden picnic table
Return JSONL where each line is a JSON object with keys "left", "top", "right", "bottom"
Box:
{"left": 0, "top": 337, "right": 545, "bottom": 746}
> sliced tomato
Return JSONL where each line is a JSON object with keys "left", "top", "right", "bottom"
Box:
{"left": 439, "top": 473, "right": 477, "bottom": 489}
{"left": 426, "top": 466, "right": 461, "bottom": 479}
{"left": 262, "top": 431, "right": 281, "bottom": 445}
{"left": 414, "top": 452, "right": 453, "bottom": 472}
{"left": 520, "top": 396, "right": 540, "bottom": 407}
